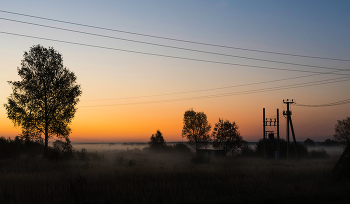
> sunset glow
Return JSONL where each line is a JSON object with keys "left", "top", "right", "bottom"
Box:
{"left": 1, "top": 1, "right": 350, "bottom": 143}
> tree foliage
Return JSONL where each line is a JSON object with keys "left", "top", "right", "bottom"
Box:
{"left": 212, "top": 118, "right": 243, "bottom": 155}
{"left": 148, "top": 130, "right": 166, "bottom": 150}
{"left": 304, "top": 138, "right": 315, "bottom": 146}
{"left": 334, "top": 117, "right": 350, "bottom": 145}
{"left": 182, "top": 109, "right": 211, "bottom": 151}
{"left": 4, "top": 45, "right": 82, "bottom": 151}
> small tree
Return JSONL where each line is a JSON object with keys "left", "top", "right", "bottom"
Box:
{"left": 182, "top": 109, "right": 211, "bottom": 151}
{"left": 334, "top": 117, "right": 350, "bottom": 145}
{"left": 212, "top": 118, "right": 243, "bottom": 155}
{"left": 304, "top": 138, "right": 315, "bottom": 146}
{"left": 148, "top": 130, "right": 166, "bottom": 151}
{"left": 4, "top": 45, "right": 82, "bottom": 153}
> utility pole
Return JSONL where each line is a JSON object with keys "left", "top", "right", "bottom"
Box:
{"left": 277, "top": 109, "right": 280, "bottom": 160}
{"left": 263, "top": 108, "right": 266, "bottom": 159}
{"left": 283, "top": 99, "right": 298, "bottom": 160}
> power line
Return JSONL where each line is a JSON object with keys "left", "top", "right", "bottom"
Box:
{"left": 79, "top": 76, "right": 350, "bottom": 107}
{"left": 1, "top": 17, "right": 348, "bottom": 72}
{"left": 295, "top": 99, "right": 350, "bottom": 107}
{"left": 1, "top": 31, "right": 349, "bottom": 74}
{"left": 1, "top": 9, "right": 349, "bottom": 62}
{"left": 85, "top": 70, "right": 345, "bottom": 101}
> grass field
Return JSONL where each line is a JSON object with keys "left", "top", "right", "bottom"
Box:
{"left": 0, "top": 148, "right": 349, "bottom": 204}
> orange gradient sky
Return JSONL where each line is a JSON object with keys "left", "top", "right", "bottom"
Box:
{"left": 1, "top": 1, "right": 350, "bottom": 142}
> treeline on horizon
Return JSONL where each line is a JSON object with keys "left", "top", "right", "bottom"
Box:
{"left": 79, "top": 138, "right": 341, "bottom": 146}
{"left": 0, "top": 109, "right": 342, "bottom": 161}
{"left": 0, "top": 133, "right": 333, "bottom": 161}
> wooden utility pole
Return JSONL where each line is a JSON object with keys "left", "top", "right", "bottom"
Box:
{"left": 283, "top": 99, "right": 298, "bottom": 160}
{"left": 263, "top": 108, "right": 266, "bottom": 159}
{"left": 277, "top": 109, "right": 280, "bottom": 160}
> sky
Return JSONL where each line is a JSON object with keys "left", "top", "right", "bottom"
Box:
{"left": 1, "top": 0, "right": 350, "bottom": 142}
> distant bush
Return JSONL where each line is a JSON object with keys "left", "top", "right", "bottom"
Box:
{"left": 0, "top": 136, "right": 45, "bottom": 159}
{"left": 171, "top": 143, "right": 192, "bottom": 154}
{"left": 76, "top": 148, "right": 89, "bottom": 162}
{"left": 50, "top": 138, "right": 74, "bottom": 160}
{"left": 308, "top": 148, "right": 330, "bottom": 159}
{"left": 239, "top": 141, "right": 256, "bottom": 157}
{"left": 0, "top": 136, "right": 78, "bottom": 161}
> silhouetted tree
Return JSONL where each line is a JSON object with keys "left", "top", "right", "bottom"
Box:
{"left": 304, "top": 138, "right": 315, "bottom": 146}
{"left": 332, "top": 117, "right": 350, "bottom": 177}
{"left": 4, "top": 45, "right": 82, "bottom": 153}
{"left": 182, "top": 109, "right": 211, "bottom": 151}
{"left": 148, "top": 130, "right": 166, "bottom": 151}
{"left": 334, "top": 117, "right": 350, "bottom": 145}
{"left": 212, "top": 118, "right": 243, "bottom": 155}
{"left": 324, "top": 138, "right": 338, "bottom": 146}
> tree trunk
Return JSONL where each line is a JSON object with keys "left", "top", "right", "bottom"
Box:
{"left": 44, "top": 89, "right": 48, "bottom": 154}
{"left": 45, "top": 124, "right": 48, "bottom": 154}
{"left": 332, "top": 144, "right": 350, "bottom": 174}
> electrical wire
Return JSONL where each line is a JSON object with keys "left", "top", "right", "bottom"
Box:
{"left": 1, "top": 17, "right": 349, "bottom": 72}
{"left": 79, "top": 76, "right": 350, "bottom": 107}
{"left": 295, "top": 99, "right": 350, "bottom": 107}
{"left": 84, "top": 70, "right": 346, "bottom": 101}
{"left": 1, "top": 31, "right": 349, "bottom": 74}
{"left": 1, "top": 9, "right": 349, "bottom": 62}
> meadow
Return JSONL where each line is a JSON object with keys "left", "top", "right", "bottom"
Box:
{"left": 0, "top": 145, "right": 349, "bottom": 204}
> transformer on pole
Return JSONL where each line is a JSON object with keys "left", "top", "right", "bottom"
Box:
{"left": 262, "top": 108, "right": 280, "bottom": 159}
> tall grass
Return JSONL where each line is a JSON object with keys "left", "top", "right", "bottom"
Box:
{"left": 0, "top": 148, "right": 349, "bottom": 204}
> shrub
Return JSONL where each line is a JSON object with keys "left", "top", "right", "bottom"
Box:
{"left": 50, "top": 138, "right": 74, "bottom": 160}
{"left": 0, "top": 136, "right": 45, "bottom": 159}
{"left": 239, "top": 141, "right": 256, "bottom": 157}
{"left": 309, "top": 148, "right": 330, "bottom": 159}
{"left": 76, "top": 148, "right": 89, "bottom": 161}
{"left": 172, "top": 143, "right": 192, "bottom": 154}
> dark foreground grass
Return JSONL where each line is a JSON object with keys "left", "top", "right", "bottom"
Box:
{"left": 0, "top": 151, "right": 349, "bottom": 204}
